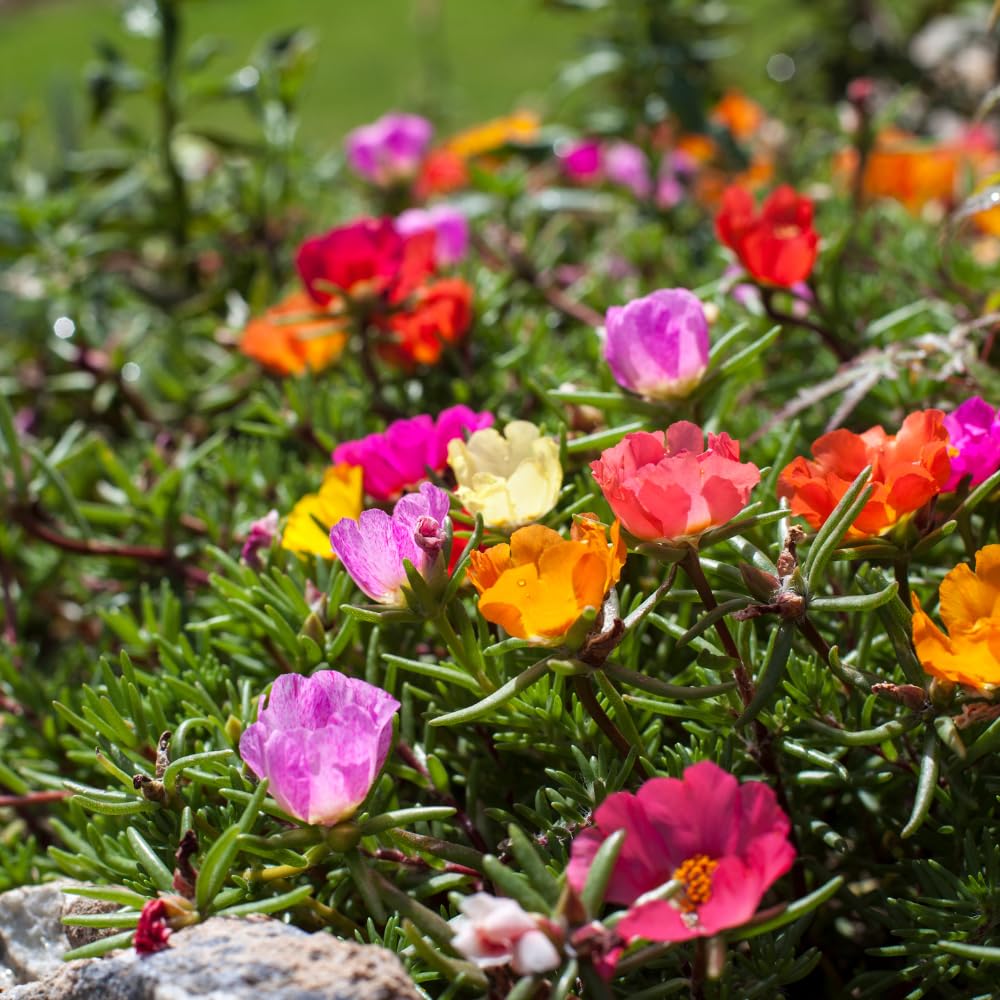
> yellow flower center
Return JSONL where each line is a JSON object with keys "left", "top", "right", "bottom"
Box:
{"left": 672, "top": 853, "right": 719, "bottom": 912}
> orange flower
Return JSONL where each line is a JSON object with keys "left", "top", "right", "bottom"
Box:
{"left": 467, "top": 516, "right": 626, "bottom": 642}
{"left": 712, "top": 91, "right": 764, "bottom": 141}
{"left": 912, "top": 546, "right": 1000, "bottom": 688}
{"left": 777, "top": 410, "right": 952, "bottom": 538}
{"left": 444, "top": 110, "right": 540, "bottom": 160}
{"left": 380, "top": 279, "right": 473, "bottom": 366}
{"left": 415, "top": 148, "right": 469, "bottom": 198}
{"left": 239, "top": 291, "right": 347, "bottom": 376}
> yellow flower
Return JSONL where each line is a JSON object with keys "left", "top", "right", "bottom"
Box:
{"left": 912, "top": 545, "right": 1000, "bottom": 689}
{"left": 468, "top": 517, "right": 626, "bottom": 642}
{"left": 281, "top": 464, "right": 363, "bottom": 558}
{"left": 447, "top": 421, "right": 562, "bottom": 530}
{"left": 444, "top": 111, "right": 541, "bottom": 160}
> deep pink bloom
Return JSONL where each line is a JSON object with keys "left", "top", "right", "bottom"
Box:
{"left": 603, "top": 141, "right": 652, "bottom": 198}
{"left": 944, "top": 396, "right": 1000, "bottom": 490}
{"left": 396, "top": 206, "right": 469, "bottom": 267}
{"left": 329, "top": 483, "right": 451, "bottom": 605}
{"left": 558, "top": 138, "right": 603, "bottom": 182}
{"left": 239, "top": 670, "right": 399, "bottom": 825}
{"left": 567, "top": 761, "right": 795, "bottom": 943}
{"left": 450, "top": 894, "right": 562, "bottom": 975}
{"left": 344, "top": 112, "right": 433, "bottom": 185}
{"left": 333, "top": 406, "right": 493, "bottom": 500}
{"left": 604, "top": 289, "right": 709, "bottom": 400}
{"left": 241, "top": 509, "right": 279, "bottom": 569}
{"left": 134, "top": 899, "right": 171, "bottom": 954}
{"left": 590, "top": 422, "right": 760, "bottom": 542}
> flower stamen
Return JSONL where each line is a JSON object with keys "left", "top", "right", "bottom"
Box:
{"left": 672, "top": 853, "right": 719, "bottom": 912}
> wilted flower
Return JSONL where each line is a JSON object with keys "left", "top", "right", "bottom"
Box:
{"left": 943, "top": 396, "right": 1000, "bottom": 491}
{"left": 239, "top": 291, "right": 348, "bottom": 376}
{"left": 777, "top": 410, "right": 952, "bottom": 538}
{"left": 603, "top": 288, "right": 709, "bottom": 400}
{"left": 450, "top": 893, "right": 562, "bottom": 975}
{"left": 330, "top": 483, "right": 451, "bottom": 605}
{"left": 241, "top": 510, "right": 279, "bottom": 569}
{"left": 912, "top": 545, "right": 1000, "bottom": 689}
{"left": 448, "top": 422, "right": 562, "bottom": 531}
{"left": 590, "top": 422, "right": 760, "bottom": 542}
{"left": 344, "top": 112, "right": 433, "bottom": 186}
{"left": 467, "top": 516, "right": 626, "bottom": 642}
{"left": 567, "top": 760, "right": 795, "bottom": 942}
{"left": 396, "top": 205, "right": 469, "bottom": 267}
{"left": 333, "top": 406, "right": 494, "bottom": 501}
{"left": 134, "top": 898, "right": 171, "bottom": 955}
{"left": 281, "top": 465, "right": 364, "bottom": 559}
{"left": 715, "top": 185, "right": 819, "bottom": 287}
{"left": 239, "top": 670, "right": 399, "bottom": 826}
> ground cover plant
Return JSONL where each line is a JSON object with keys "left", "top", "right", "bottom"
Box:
{"left": 4, "top": 1, "right": 1000, "bottom": 997}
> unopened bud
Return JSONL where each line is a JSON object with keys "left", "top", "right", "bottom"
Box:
{"left": 414, "top": 515, "right": 445, "bottom": 558}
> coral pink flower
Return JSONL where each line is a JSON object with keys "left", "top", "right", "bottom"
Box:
{"left": 567, "top": 761, "right": 795, "bottom": 943}
{"left": 590, "top": 422, "right": 760, "bottom": 542}
{"left": 333, "top": 406, "right": 494, "bottom": 501}
{"left": 239, "top": 670, "right": 399, "bottom": 826}
{"left": 450, "top": 893, "right": 562, "bottom": 974}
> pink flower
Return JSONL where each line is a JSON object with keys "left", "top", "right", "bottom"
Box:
{"left": 944, "top": 396, "right": 1000, "bottom": 490}
{"left": 603, "top": 141, "right": 652, "bottom": 198}
{"left": 603, "top": 289, "right": 709, "bottom": 400}
{"left": 239, "top": 670, "right": 399, "bottom": 826}
{"left": 329, "top": 483, "right": 451, "bottom": 605}
{"left": 396, "top": 205, "right": 469, "bottom": 267}
{"left": 241, "top": 509, "right": 279, "bottom": 569}
{"left": 450, "top": 893, "right": 562, "bottom": 975}
{"left": 333, "top": 405, "right": 494, "bottom": 501}
{"left": 567, "top": 761, "right": 795, "bottom": 943}
{"left": 134, "top": 899, "right": 171, "bottom": 954}
{"left": 590, "top": 422, "right": 760, "bottom": 542}
{"left": 558, "top": 138, "right": 603, "bottom": 182}
{"left": 344, "top": 112, "right": 433, "bottom": 186}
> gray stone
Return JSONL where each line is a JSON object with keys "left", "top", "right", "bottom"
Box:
{"left": 0, "top": 917, "right": 422, "bottom": 1000}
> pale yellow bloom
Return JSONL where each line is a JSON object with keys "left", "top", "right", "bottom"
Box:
{"left": 281, "top": 464, "right": 363, "bottom": 558}
{"left": 448, "top": 421, "right": 562, "bottom": 531}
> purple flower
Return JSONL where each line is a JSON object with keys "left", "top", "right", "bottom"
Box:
{"left": 239, "top": 670, "right": 399, "bottom": 826}
{"left": 603, "top": 288, "right": 710, "bottom": 400}
{"left": 944, "top": 397, "right": 1000, "bottom": 490}
{"left": 329, "top": 483, "right": 451, "bottom": 605}
{"left": 333, "top": 406, "right": 494, "bottom": 500}
{"left": 241, "top": 510, "right": 279, "bottom": 569}
{"left": 344, "top": 112, "right": 433, "bottom": 186}
{"left": 603, "top": 142, "right": 652, "bottom": 198}
{"left": 558, "top": 138, "right": 603, "bottom": 182}
{"left": 396, "top": 206, "right": 469, "bottom": 267}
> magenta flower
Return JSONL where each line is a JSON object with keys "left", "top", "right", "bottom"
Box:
{"left": 944, "top": 397, "right": 1000, "bottom": 490}
{"left": 333, "top": 406, "right": 494, "bottom": 501}
{"left": 396, "top": 206, "right": 469, "bottom": 267}
{"left": 567, "top": 761, "right": 795, "bottom": 943}
{"left": 450, "top": 894, "right": 562, "bottom": 975}
{"left": 344, "top": 112, "right": 433, "bottom": 186}
{"left": 558, "top": 138, "right": 603, "bottom": 182}
{"left": 241, "top": 509, "right": 279, "bottom": 569}
{"left": 329, "top": 482, "right": 451, "bottom": 605}
{"left": 604, "top": 289, "right": 710, "bottom": 400}
{"left": 239, "top": 670, "right": 399, "bottom": 826}
{"left": 603, "top": 141, "right": 652, "bottom": 198}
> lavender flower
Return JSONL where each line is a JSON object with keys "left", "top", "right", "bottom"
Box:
{"left": 603, "top": 288, "right": 710, "bottom": 400}
{"left": 239, "top": 670, "right": 399, "bottom": 826}
{"left": 396, "top": 206, "right": 469, "bottom": 267}
{"left": 944, "top": 396, "right": 1000, "bottom": 490}
{"left": 344, "top": 112, "right": 433, "bottom": 186}
{"left": 329, "top": 482, "right": 451, "bottom": 604}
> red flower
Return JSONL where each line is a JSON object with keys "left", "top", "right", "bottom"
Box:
{"left": 715, "top": 185, "right": 819, "bottom": 287}
{"left": 295, "top": 217, "right": 436, "bottom": 306}
{"left": 134, "top": 898, "right": 171, "bottom": 955}
{"left": 567, "top": 761, "right": 795, "bottom": 943}
{"left": 381, "top": 278, "right": 473, "bottom": 365}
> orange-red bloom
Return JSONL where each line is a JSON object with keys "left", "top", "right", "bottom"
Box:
{"left": 380, "top": 278, "right": 473, "bottom": 366}
{"left": 912, "top": 546, "right": 1000, "bottom": 689}
{"left": 467, "top": 516, "right": 626, "bottom": 642}
{"left": 415, "top": 148, "right": 470, "bottom": 199}
{"left": 715, "top": 185, "right": 819, "bottom": 287}
{"left": 239, "top": 291, "right": 348, "bottom": 376}
{"left": 712, "top": 91, "right": 765, "bottom": 142}
{"left": 777, "top": 410, "right": 952, "bottom": 538}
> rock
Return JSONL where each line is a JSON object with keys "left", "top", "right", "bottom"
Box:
{"left": 1, "top": 917, "right": 422, "bottom": 1000}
